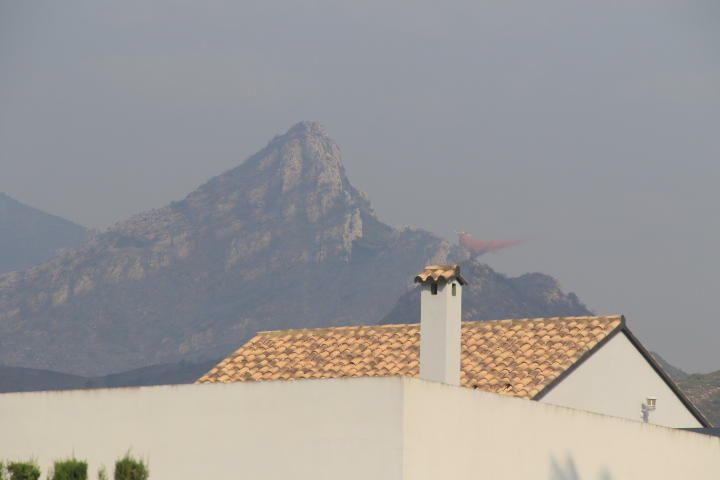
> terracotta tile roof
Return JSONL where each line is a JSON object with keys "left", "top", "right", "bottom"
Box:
{"left": 197, "top": 315, "right": 623, "bottom": 399}
{"left": 414, "top": 264, "right": 467, "bottom": 285}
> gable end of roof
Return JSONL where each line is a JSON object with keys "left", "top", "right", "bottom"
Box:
{"left": 532, "top": 316, "right": 710, "bottom": 428}
{"left": 620, "top": 326, "right": 711, "bottom": 428}
{"left": 532, "top": 317, "right": 625, "bottom": 401}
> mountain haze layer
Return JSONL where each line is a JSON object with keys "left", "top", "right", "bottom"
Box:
{"left": 0, "top": 122, "right": 590, "bottom": 376}
{"left": 0, "top": 193, "right": 86, "bottom": 273}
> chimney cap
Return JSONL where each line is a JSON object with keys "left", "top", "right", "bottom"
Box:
{"left": 414, "top": 264, "right": 467, "bottom": 286}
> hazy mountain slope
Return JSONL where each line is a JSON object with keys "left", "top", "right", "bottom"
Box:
{"left": 651, "top": 352, "right": 689, "bottom": 380}
{"left": 0, "top": 365, "right": 88, "bottom": 392}
{"left": 652, "top": 353, "right": 717, "bottom": 427}
{"left": 381, "top": 261, "right": 591, "bottom": 324}
{"left": 0, "top": 359, "right": 220, "bottom": 393}
{"left": 87, "top": 358, "right": 220, "bottom": 388}
{"left": 677, "top": 371, "right": 720, "bottom": 427}
{"left": 0, "top": 122, "right": 448, "bottom": 375}
{"left": 0, "top": 122, "right": 595, "bottom": 377}
{"left": 0, "top": 193, "right": 86, "bottom": 273}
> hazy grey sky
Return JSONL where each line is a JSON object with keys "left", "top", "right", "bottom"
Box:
{"left": 1, "top": 0, "right": 719, "bottom": 372}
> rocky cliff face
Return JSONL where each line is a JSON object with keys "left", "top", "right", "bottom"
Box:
{"left": 0, "top": 122, "right": 592, "bottom": 376}
{"left": 0, "top": 193, "right": 86, "bottom": 273}
{"left": 0, "top": 122, "right": 447, "bottom": 375}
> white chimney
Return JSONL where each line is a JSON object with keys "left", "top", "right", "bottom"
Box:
{"left": 414, "top": 265, "right": 466, "bottom": 386}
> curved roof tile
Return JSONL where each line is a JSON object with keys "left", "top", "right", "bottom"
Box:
{"left": 198, "top": 315, "right": 623, "bottom": 399}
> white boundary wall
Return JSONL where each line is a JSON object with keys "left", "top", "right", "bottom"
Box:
{"left": 403, "top": 379, "right": 719, "bottom": 480}
{"left": 1, "top": 377, "right": 718, "bottom": 479}
{"left": 0, "top": 378, "right": 404, "bottom": 480}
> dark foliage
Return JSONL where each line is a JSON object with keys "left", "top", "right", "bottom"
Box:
{"left": 6, "top": 462, "right": 40, "bottom": 480}
{"left": 51, "top": 459, "right": 87, "bottom": 480}
{"left": 114, "top": 455, "right": 148, "bottom": 480}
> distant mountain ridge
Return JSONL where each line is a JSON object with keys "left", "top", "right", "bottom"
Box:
{"left": 0, "top": 122, "right": 590, "bottom": 376}
{"left": 382, "top": 261, "right": 591, "bottom": 325}
{"left": 677, "top": 371, "right": 720, "bottom": 427}
{"left": 0, "top": 359, "right": 219, "bottom": 393}
{"left": 652, "top": 353, "right": 718, "bottom": 427}
{"left": 651, "top": 352, "right": 689, "bottom": 380}
{"left": 0, "top": 193, "right": 86, "bottom": 273}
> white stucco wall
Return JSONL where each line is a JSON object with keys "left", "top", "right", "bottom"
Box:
{"left": 402, "top": 378, "right": 720, "bottom": 480}
{"left": 539, "top": 332, "right": 702, "bottom": 428}
{"left": 1, "top": 377, "right": 718, "bottom": 480}
{"left": 0, "top": 378, "right": 404, "bottom": 480}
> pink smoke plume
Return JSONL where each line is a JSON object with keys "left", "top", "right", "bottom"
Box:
{"left": 458, "top": 232, "right": 523, "bottom": 258}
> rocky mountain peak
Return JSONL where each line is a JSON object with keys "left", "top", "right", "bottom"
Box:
{"left": 155, "top": 121, "right": 370, "bottom": 266}
{"left": 182, "top": 121, "right": 365, "bottom": 219}
{"left": 253, "top": 120, "right": 355, "bottom": 207}
{"left": 0, "top": 122, "right": 424, "bottom": 375}
{"left": 92, "top": 122, "right": 370, "bottom": 268}
{"left": 0, "top": 123, "right": 590, "bottom": 376}
{"left": 284, "top": 120, "right": 329, "bottom": 138}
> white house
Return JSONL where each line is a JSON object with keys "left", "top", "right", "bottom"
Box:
{"left": 1, "top": 264, "right": 716, "bottom": 479}
{"left": 1, "top": 377, "right": 719, "bottom": 480}
{"left": 199, "top": 264, "right": 709, "bottom": 428}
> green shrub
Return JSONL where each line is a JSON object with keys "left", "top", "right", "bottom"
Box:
{"left": 114, "top": 455, "right": 148, "bottom": 480}
{"left": 6, "top": 462, "right": 40, "bottom": 480}
{"left": 0, "top": 462, "right": 5, "bottom": 480}
{"left": 51, "top": 459, "right": 87, "bottom": 480}
{"left": 97, "top": 467, "right": 108, "bottom": 480}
